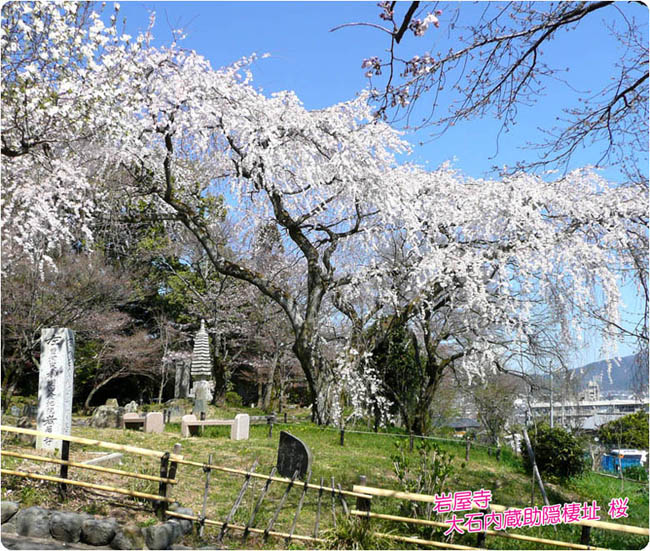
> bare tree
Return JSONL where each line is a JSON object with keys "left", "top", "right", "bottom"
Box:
{"left": 335, "top": 2, "right": 648, "bottom": 180}
{"left": 1, "top": 251, "right": 135, "bottom": 409}
{"left": 466, "top": 373, "right": 525, "bottom": 446}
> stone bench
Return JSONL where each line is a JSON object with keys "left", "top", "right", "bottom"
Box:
{"left": 181, "top": 413, "right": 249, "bottom": 440}
{"left": 123, "top": 412, "right": 164, "bottom": 433}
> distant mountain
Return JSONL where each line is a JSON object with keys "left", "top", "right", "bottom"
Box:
{"left": 571, "top": 353, "right": 648, "bottom": 393}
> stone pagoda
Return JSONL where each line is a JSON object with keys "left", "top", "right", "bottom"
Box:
{"left": 190, "top": 320, "right": 214, "bottom": 414}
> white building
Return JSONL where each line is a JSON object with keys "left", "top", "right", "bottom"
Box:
{"left": 530, "top": 398, "right": 648, "bottom": 428}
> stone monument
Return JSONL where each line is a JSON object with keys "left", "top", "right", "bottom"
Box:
{"left": 174, "top": 359, "right": 191, "bottom": 399}
{"left": 277, "top": 431, "right": 312, "bottom": 479}
{"left": 37, "top": 328, "right": 75, "bottom": 451}
{"left": 189, "top": 320, "right": 214, "bottom": 413}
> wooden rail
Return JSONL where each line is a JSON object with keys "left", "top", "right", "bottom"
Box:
{"left": 0, "top": 469, "right": 173, "bottom": 502}
{"left": 0, "top": 450, "right": 177, "bottom": 484}
{"left": 0, "top": 425, "right": 183, "bottom": 461}
{"left": 353, "top": 484, "right": 649, "bottom": 536}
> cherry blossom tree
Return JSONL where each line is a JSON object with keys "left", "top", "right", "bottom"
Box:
{"left": 336, "top": 164, "right": 647, "bottom": 432}
{"left": 1, "top": 2, "right": 148, "bottom": 271}
{"left": 3, "top": 3, "right": 646, "bottom": 427}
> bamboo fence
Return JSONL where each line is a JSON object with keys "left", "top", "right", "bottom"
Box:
{"left": 352, "top": 483, "right": 649, "bottom": 549}
{"left": 1, "top": 425, "right": 181, "bottom": 514}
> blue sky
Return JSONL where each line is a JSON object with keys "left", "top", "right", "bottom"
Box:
{"left": 113, "top": 1, "right": 647, "bottom": 367}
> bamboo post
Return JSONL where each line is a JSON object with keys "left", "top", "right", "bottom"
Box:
{"left": 340, "top": 428, "right": 345, "bottom": 446}
{"left": 314, "top": 477, "right": 324, "bottom": 537}
{"left": 476, "top": 507, "right": 487, "bottom": 548}
{"left": 284, "top": 412, "right": 287, "bottom": 423}
{"left": 356, "top": 474, "right": 370, "bottom": 529}
{"left": 580, "top": 526, "right": 591, "bottom": 546}
{"left": 409, "top": 432, "right": 414, "bottom": 451}
{"left": 522, "top": 426, "right": 550, "bottom": 506}
{"left": 166, "top": 443, "right": 181, "bottom": 500}
{"left": 200, "top": 454, "right": 213, "bottom": 537}
{"left": 267, "top": 416, "right": 273, "bottom": 438}
{"left": 58, "top": 440, "right": 70, "bottom": 500}
{"left": 337, "top": 483, "right": 349, "bottom": 515}
{"left": 218, "top": 459, "right": 259, "bottom": 543}
{"left": 465, "top": 437, "right": 470, "bottom": 462}
{"left": 263, "top": 470, "right": 299, "bottom": 542}
{"left": 242, "top": 466, "right": 277, "bottom": 544}
{"left": 530, "top": 469, "right": 535, "bottom": 506}
{"left": 156, "top": 452, "right": 170, "bottom": 519}
{"left": 287, "top": 470, "right": 311, "bottom": 542}
{"left": 330, "top": 476, "right": 337, "bottom": 529}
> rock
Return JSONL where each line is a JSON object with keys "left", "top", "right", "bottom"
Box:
{"left": 1, "top": 501, "right": 19, "bottom": 523}
{"left": 143, "top": 521, "right": 184, "bottom": 550}
{"left": 117, "top": 523, "right": 144, "bottom": 550}
{"left": 80, "top": 517, "right": 118, "bottom": 546}
{"left": 15, "top": 417, "right": 35, "bottom": 445}
{"left": 89, "top": 405, "right": 125, "bottom": 429}
{"left": 110, "top": 529, "right": 134, "bottom": 550}
{"left": 143, "top": 524, "right": 173, "bottom": 550}
{"left": 15, "top": 506, "right": 52, "bottom": 538}
{"left": 49, "top": 511, "right": 86, "bottom": 543}
{"left": 105, "top": 398, "right": 119, "bottom": 407}
{"left": 169, "top": 507, "right": 194, "bottom": 535}
{"left": 1, "top": 534, "right": 80, "bottom": 549}
{"left": 9, "top": 406, "right": 21, "bottom": 416}
{"left": 124, "top": 401, "right": 139, "bottom": 413}
{"left": 82, "top": 452, "right": 123, "bottom": 466}
{"left": 2, "top": 514, "right": 18, "bottom": 534}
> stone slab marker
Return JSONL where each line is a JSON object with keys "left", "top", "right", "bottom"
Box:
{"left": 174, "top": 360, "right": 190, "bottom": 399}
{"left": 181, "top": 414, "right": 197, "bottom": 438}
{"left": 277, "top": 431, "right": 312, "bottom": 479}
{"left": 230, "top": 413, "right": 250, "bottom": 441}
{"left": 37, "top": 328, "right": 75, "bottom": 451}
{"left": 144, "top": 412, "right": 164, "bottom": 433}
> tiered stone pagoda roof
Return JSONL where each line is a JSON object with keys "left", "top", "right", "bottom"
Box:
{"left": 191, "top": 320, "right": 212, "bottom": 380}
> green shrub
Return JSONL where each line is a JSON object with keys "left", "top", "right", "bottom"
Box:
{"left": 598, "top": 410, "right": 649, "bottom": 449}
{"left": 320, "top": 514, "right": 393, "bottom": 549}
{"left": 391, "top": 439, "right": 455, "bottom": 520}
{"left": 623, "top": 465, "right": 649, "bottom": 482}
{"left": 225, "top": 391, "right": 243, "bottom": 407}
{"left": 521, "top": 423, "right": 586, "bottom": 480}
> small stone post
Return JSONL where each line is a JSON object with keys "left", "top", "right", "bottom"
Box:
{"left": 356, "top": 475, "right": 371, "bottom": 528}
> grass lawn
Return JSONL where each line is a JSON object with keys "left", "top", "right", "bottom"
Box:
{"left": 1, "top": 407, "right": 648, "bottom": 549}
